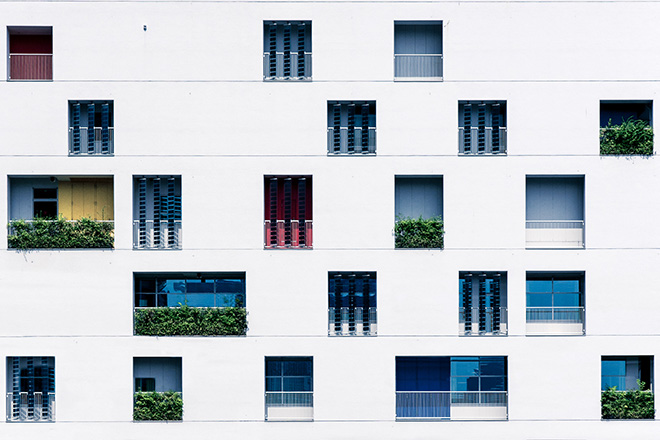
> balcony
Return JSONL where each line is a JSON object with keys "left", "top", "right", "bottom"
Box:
{"left": 265, "top": 391, "right": 313, "bottom": 421}
{"left": 6, "top": 392, "right": 55, "bottom": 422}
{"left": 394, "top": 54, "right": 443, "bottom": 80}
{"left": 133, "top": 219, "right": 182, "bottom": 250}
{"left": 328, "top": 307, "right": 377, "bottom": 336}
{"left": 459, "top": 127, "right": 507, "bottom": 154}
{"left": 133, "top": 391, "right": 183, "bottom": 421}
{"left": 459, "top": 307, "right": 507, "bottom": 336}
{"left": 395, "top": 391, "right": 508, "bottom": 420}
{"left": 525, "top": 220, "right": 585, "bottom": 249}
{"left": 8, "top": 218, "right": 114, "bottom": 249}
{"left": 526, "top": 306, "right": 585, "bottom": 335}
{"left": 68, "top": 127, "right": 114, "bottom": 155}
{"left": 134, "top": 306, "right": 247, "bottom": 336}
{"left": 263, "top": 52, "right": 312, "bottom": 80}
{"left": 327, "top": 127, "right": 376, "bottom": 154}
{"left": 264, "top": 219, "right": 312, "bottom": 249}
{"left": 9, "top": 54, "right": 52, "bottom": 81}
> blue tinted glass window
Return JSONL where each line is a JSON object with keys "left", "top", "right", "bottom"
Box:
{"left": 158, "top": 280, "right": 186, "bottom": 294}
{"left": 527, "top": 280, "right": 552, "bottom": 293}
{"left": 167, "top": 294, "right": 185, "bottom": 307}
{"left": 186, "top": 293, "right": 215, "bottom": 307}
{"left": 554, "top": 293, "right": 580, "bottom": 306}
{"left": 451, "top": 360, "right": 479, "bottom": 377}
{"left": 602, "top": 360, "right": 625, "bottom": 376}
{"left": 527, "top": 293, "right": 552, "bottom": 307}
{"left": 553, "top": 280, "right": 580, "bottom": 292}
{"left": 187, "top": 279, "right": 214, "bottom": 293}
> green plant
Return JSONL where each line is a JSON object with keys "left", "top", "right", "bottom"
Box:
{"left": 133, "top": 391, "right": 183, "bottom": 421}
{"left": 134, "top": 305, "right": 248, "bottom": 336}
{"left": 601, "top": 380, "right": 655, "bottom": 419}
{"left": 600, "top": 117, "right": 654, "bottom": 155}
{"left": 394, "top": 215, "right": 444, "bottom": 249}
{"left": 7, "top": 216, "right": 114, "bottom": 249}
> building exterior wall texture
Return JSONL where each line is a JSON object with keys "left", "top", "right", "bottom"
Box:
{"left": 0, "top": 0, "right": 659, "bottom": 439}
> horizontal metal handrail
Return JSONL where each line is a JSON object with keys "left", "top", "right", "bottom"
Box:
{"left": 6, "top": 392, "right": 55, "bottom": 422}
{"left": 8, "top": 54, "right": 52, "bottom": 81}
{"left": 394, "top": 54, "right": 443, "bottom": 79}
{"left": 394, "top": 53, "right": 443, "bottom": 57}
{"left": 526, "top": 220, "right": 584, "bottom": 228}
{"left": 133, "top": 219, "right": 182, "bottom": 250}
{"left": 396, "top": 391, "right": 508, "bottom": 419}
{"left": 526, "top": 306, "right": 585, "bottom": 323}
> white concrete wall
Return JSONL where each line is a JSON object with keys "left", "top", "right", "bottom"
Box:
{"left": 0, "top": 1, "right": 659, "bottom": 439}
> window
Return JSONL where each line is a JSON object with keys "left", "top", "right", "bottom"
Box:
{"left": 327, "top": 101, "right": 376, "bottom": 154}
{"left": 601, "top": 356, "right": 654, "bottom": 419}
{"left": 263, "top": 21, "right": 311, "bottom": 80}
{"left": 328, "top": 272, "right": 377, "bottom": 336}
{"left": 6, "top": 357, "right": 55, "bottom": 422}
{"left": 600, "top": 100, "right": 653, "bottom": 155}
{"left": 459, "top": 272, "right": 507, "bottom": 336}
{"left": 133, "top": 357, "right": 182, "bottom": 421}
{"left": 33, "top": 188, "right": 58, "bottom": 218}
{"left": 133, "top": 176, "right": 182, "bottom": 249}
{"left": 526, "top": 176, "right": 585, "bottom": 249}
{"left": 265, "top": 357, "right": 313, "bottom": 421}
{"left": 395, "top": 356, "right": 507, "bottom": 420}
{"left": 264, "top": 176, "right": 312, "bottom": 249}
{"left": 459, "top": 101, "right": 507, "bottom": 154}
{"left": 8, "top": 26, "right": 52, "bottom": 81}
{"left": 8, "top": 176, "right": 114, "bottom": 249}
{"left": 69, "top": 101, "right": 114, "bottom": 155}
{"left": 134, "top": 273, "right": 246, "bottom": 336}
{"left": 394, "top": 21, "right": 442, "bottom": 80}
{"left": 526, "top": 272, "right": 585, "bottom": 335}
{"left": 394, "top": 176, "right": 444, "bottom": 248}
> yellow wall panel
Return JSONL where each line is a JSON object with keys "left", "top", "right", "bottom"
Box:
{"left": 58, "top": 178, "right": 114, "bottom": 220}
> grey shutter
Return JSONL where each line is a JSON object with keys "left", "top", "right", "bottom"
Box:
{"left": 71, "top": 103, "right": 81, "bottom": 154}
{"left": 268, "top": 24, "right": 277, "bottom": 78}
{"left": 283, "top": 24, "right": 291, "bottom": 78}
{"left": 167, "top": 177, "right": 176, "bottom": 247}
{"left": 347, "top": 104, "right": 355, "bottom": 153}
{"left": 87, "top": 103, "right": 96, "bottom": 153}
{"left": 462, "top": 275, "right": 473, "bottom": 330}
{"left": 101, "top": 103, "right": 110, "bottom": 153}
{"left": 492, "top": 275, "right": 501, "bottom": 332}
{"left": 138, "top": 178, "right": 147, "bottom": 248}
{"left": 332, "top": 104, "right": 341, "bottom": 153}
{"left": 491, "top": 103, "right": 501, "bottom": 153}
{"left": 152, "top": 177, "right": 161, "bottom": 247}
{"left": 297, "top": 23, "right": 306, "bottom": 77}
{"left": 478, "top": 275, "right": 487, "bottom": 332}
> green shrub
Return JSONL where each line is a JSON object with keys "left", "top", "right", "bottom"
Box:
{"left": 601, "top": 381, "right": 655, "bottom": 419}
{"left": 134, "top": 305, "right": 248, "bottom": 336}
{"left": 394, "top": 216, "right": 444, "bottom": 249}
{"left": 133, "top": 391, "right": 183, "bottom": 421}
{"left": 600, "top": 117, "right": 653, "bottom": 155}
{"left": 8, "top": 217, "right": 114, "bottom": 249}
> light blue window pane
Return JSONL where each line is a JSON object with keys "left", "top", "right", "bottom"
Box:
{"left": 187, "top": 279, "right": 214, "bottom": 293}
{"left": 527, "top": 280, "right": 552, "bottom": 293}
{"left": 554, "top": 293, "right": 580, "bottom": 306}
{"left": 167, "top": 293, "right": 185, "bottom": 307}
{"left": 451, "top": 361, "right": 479, "bottom": 377}
{"left": 216, "top": 279, "right": 245, "bottom": 293}
{"left": 186, "top": 293, "right": 214, "bottom": 307}
{"left": 553, "top": 280, "right": 580, "bottom": 293}
{"left": 158, "top": 280, "right": 185, "bottom": 294}
{"left": 216, "top": 293, "right": 245, "bottom": 307}
{"left": 451, "top": 377, "right": 468, "bottom": 391}
{"left": 602, "top": 360, "right": 626, "bottom": 376}
{"left": 527, "top": 293, "right": 552, "bottom": 307}
{"left": 266, "top": 377, "right": 282, "bottom": 392}
{"left": 602, "top": 376, "right": 625, "bottom": 390}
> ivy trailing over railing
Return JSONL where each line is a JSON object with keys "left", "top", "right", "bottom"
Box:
{"left": 394, "top": 216, "right": 444, "bottom": 249}
{"left": 8, "top": 217, "right": 114, "bottom": 249}
{"left": 600, "top": 117, "right": 653, "bottom": 155}
{"left": 133, "top": 391, "right": 183, "bottom": 421}
{"left": 134, "top": 305, "right": 247, "bottom": 336}
{"left": 601, "top": 381, "right": 655, "bottom": 419}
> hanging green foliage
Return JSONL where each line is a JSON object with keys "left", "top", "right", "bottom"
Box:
{"left": 133, "top": 391, "right": 183, "bottom": 421}
{"left": 600, "top": 117, "right": 653, "bottom": 155}
{"left": 394, "top": 216, "right": 444, "bottom": 249}
{"left": 7, "top": 217, "right": 114, "bottom": 249}
{"left": 134, "top": 305, "right": 247, "bottom": 336}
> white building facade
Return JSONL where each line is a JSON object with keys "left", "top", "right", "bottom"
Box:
{"left": 0, "top": 0, "right": 659, "bottom": 438}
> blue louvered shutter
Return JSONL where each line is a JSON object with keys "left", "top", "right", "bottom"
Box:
{"left": 101, "top": 103, "right": 110, "bottom": 153}
{"left": 71, "top": 103, "right": 81, "bottom": 154}
{"left": 87, "top": 103, "right": 96, "bottom": 154}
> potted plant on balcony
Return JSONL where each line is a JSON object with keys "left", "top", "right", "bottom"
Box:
{"left": 394, "top": 215, "right": 444, "bottom": 249}
{"left": 600, "top": 117, "right": 653, "bottom": 155}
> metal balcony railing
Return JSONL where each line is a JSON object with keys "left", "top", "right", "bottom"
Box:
{"left": 328, "top": 307, "right": 377, "bottom": 336}
{"left": 68, "top": 127, "right": 114, "bottom": 155}
{"left": 133, "top": 219, "right": 182, "bottom": 250}
{"left": 264, "top": 219, "right": 312, "bottom": 249}
{"left": 263, "top": 52, "right": 312, "bottom": 80}
{"left": 396, "top": 391, "right": 508, "bottom": 419}
{"left": 394, "top": 54, "right": 443, "bottom": 80}
{"left": 327, "top": 127, "right": 376, "bottom": 154}
{"left": 265, "top": 391, "right": 313, "bottom": 421}
{"left": 525, "top": 220, "right": 585, "bottom": 249}
{"left": 8, "top": 54, "right": 52, "bottom": 80}
{"left": 526, "top": 306, "right": 585, "bottom": 323}
{"left": 459, "top": 306, "right": 507, "bottom": 335}
{"left": 458, "top": 127, "right": 508, "bottom": 154}
{"left": 6, "top": 392, "right": 55, "bottom": 422}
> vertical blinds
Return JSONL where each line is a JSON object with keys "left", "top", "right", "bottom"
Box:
{"left": 136, "top": 176, "right": 182, "bottom": 248}
{"left": 327, "top": 101, "right": 376, "bottom": 154}
{"left": 459, "top": 101, "right": 507, "bottom": 154}
{"left": 264, "top": 21, "right": 311, "bottom": 79}
{"left": 265, "top": 176, "right": 312, "bottom": 248}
